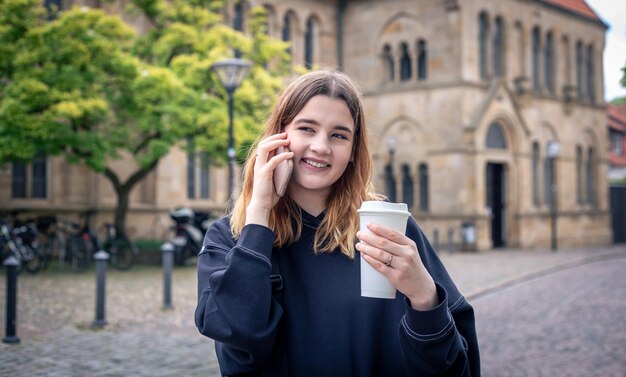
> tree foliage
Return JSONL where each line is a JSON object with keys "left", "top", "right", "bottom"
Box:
{"left": 0, "top": 0, "right": 291, "bottom": 232}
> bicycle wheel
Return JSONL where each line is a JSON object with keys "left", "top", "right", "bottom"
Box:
{"left": 107, "top": 236, "right": 137, "bottom": 270}
{"left": 21, "top": 244, "right": 41, "bottom": 274}
{"left": 40, "top": 237, "right": 59, "bottom": 271}
{"left": 67, "top": 237, "right": 89, "bottom": 272}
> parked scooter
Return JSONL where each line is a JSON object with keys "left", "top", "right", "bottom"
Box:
{"left": 169, "top": 207, "right": 215, "bottom": 266}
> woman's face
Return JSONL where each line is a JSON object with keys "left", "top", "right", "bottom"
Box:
{"left": 283, "top": 95, "right": 355, "bottom": 201}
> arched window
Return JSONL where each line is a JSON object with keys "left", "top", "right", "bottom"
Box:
{"left": 532, "top": 142, "right": 540, "bottom": 206}
{"left": 401, "top": 165, "right": 414, "bottom": 210}
{"left": 383, "top": 45, "right": 394, "bottom": 82}
{"left": 417, "top": 39, "right": 427, "bottom": 80}
{"left": 544, "top": 31, "right": 554, "bottom": 93}
{"left": 532, "top": 26, "right": 541, "bottom": 92}
{"left": 586, "top": 44, "right": 595, "bottom": 103}
{"left": 493, "top": 16, "right": 503, "bottom": 77}
{"left": 576, "top": 40, "right": 583, "bottom": 99}
{"left": 486, "top": 122, "right": 507, "bottom": 149}
{"left": 576, "top": 145, "right": 583, "bottom": 204}
{"left": 418, "top": 164, "right": 429, "bottom": 212}
{"left": 400, "top": 42, "right": 411, "bottom": 81}
{"left": 385, "top": 164, "right": 397, "bottom": 203}
{"left": 282, "top": 12, "right": 293, "bottom": 56}
{"left": 479, "top": 12, "right": 490, "bottom": 80}
{"left": 304, "top": 17, "right": 315, "bottom": 69}
{"left": 586, "top": 147, "right": 595, "bottom": 205}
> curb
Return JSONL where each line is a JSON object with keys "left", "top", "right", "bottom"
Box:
{"left": 465, "top": 250, "right": 626, "bottom": 302}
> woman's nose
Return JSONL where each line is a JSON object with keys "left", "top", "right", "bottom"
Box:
{"left": 309, "top": 135, "right": 331, "bottom": 154}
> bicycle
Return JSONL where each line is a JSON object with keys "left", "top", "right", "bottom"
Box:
{"left": 100, "top": 223, "right": 138, "bottom": 270}
{"left": 0, "top": 220, "right": 41, "bottom": 274}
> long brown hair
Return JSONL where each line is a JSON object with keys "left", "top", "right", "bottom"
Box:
{"left": 230, "top": 69, "right": 380, "bottom": 258}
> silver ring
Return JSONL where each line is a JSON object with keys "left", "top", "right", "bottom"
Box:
{"left": 385, "top": 255, "right": 393, "bottom": 267}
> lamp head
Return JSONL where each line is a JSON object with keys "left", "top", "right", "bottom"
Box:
{"left": 211, "top": 58, "right": 252, "bottom": 92}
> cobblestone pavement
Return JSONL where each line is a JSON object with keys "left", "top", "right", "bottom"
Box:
{"left": 1, "top": 245, "right": 625, "bottom": 376}
{"left": 473, "top": 257, "right": 626, "bottom": 377}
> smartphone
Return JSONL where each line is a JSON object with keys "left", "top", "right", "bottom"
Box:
{"left": 273, "top": 146, "right": 293, "bottom": 197}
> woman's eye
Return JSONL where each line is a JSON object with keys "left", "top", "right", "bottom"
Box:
{"left": 298, "top": 127, "right": 314, "bottom": 133}
{"left": 333, "top": 133, "right": 349, "bottom": 140}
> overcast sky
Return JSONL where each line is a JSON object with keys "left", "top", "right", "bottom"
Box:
{"left": 586, "top": 0, "right": 626, "bottom": 102}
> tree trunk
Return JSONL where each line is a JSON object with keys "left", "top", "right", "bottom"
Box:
{"left": 104, "top": 159, "right": 160, "bottom": 237}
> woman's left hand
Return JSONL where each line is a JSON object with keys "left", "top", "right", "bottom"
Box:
{"left": 356, "top": 223, "right": 438, "bottom": 311}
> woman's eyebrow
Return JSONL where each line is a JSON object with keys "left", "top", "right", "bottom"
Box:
{"left": 294, "top": 118, "right": 319, "bottom": 125}
{"left": 334, "top": 125, "right": 354, "bottom": 135}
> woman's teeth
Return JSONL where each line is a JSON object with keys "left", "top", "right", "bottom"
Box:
{"left": 304, "top": 159, "right": 328, "bottom": 168}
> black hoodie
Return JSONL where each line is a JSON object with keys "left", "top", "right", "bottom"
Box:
{"left": 195, "top": 209, "right": 480, "bottom": 377}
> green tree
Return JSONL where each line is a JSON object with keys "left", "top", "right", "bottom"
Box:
{"left": 0, "top": 0, "right": 290, "bottom": 234}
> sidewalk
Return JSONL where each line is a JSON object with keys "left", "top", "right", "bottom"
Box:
{"left": 438, "top": 244, "right": 626, "bottom": 300}
{"left": 1, "top": 244, "right": 625, "bottom": 376}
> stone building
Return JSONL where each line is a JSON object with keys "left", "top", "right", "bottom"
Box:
{"left": 0, "top": 0, "right": 613, "bottom": 250}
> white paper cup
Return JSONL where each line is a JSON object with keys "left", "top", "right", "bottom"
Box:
{"left": 358, "top": 201, "right": 410, "bottom": 299}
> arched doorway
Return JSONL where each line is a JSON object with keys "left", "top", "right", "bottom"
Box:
{"left": 485, "top": 122, "right": 508, "bottom": 248}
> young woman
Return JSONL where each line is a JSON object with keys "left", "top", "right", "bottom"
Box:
{"left": 195, "top": 69, "right": 480, "bottom": 377}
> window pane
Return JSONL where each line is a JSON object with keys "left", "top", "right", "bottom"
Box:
{"left": 586, "top": 148, "right": 594, "bottom": 205}
{"left": 544, "top": 156, "right": 552, "bottom": 206}
{"left": 419, "top": 164, "right": 429, "bottom": 212}
{"left": 532, "top": 27, "right": 541, "bottom": 92}
{"left": 32, "top": 151, "right": 47, "bottom": 199}
{"left": 576, "top": 146, "right": 582, "bottom": 204}
{"left": 493, "top": 17, "right": 503, "bottom": 77}
{"left": 486, "top": 123, "right": 507, "bottom": 149}
{"left": 544, "top": 32, "right": 553, "bottom": 92}
{"left": 384, "top": 45, "right": 394, "bottom": 81}
{"left": 187, "top": 149, "right": 196, "bottom": 199}
{"left": 576, "top": 41, "right": 583, "bottom": 98}
{"left": 417, "top": 40, "right": 427, "bottom": 80}
{"left": 304, "top": 17, "right": 314, "bottom": 69}
{"left": 233, "top": 3, "right": 244, "bottom": 31}
{"left": 586, "top": 45, "right": 595, "bottom": 102}
{"left": 283, "top": 14, "right": 292, "bottom": 55}
{"left": 385, "top": 164, "right": 396, "bottom": 203}
{"left": 201, "top": 152, "right": 210, "bottom": 199}
{"left": 400, "top": 43, "right": 411, "bottom": 81}
{"left": 401, "top": 165, "right": 414, "bottom": 210}
{"left": 532, "top": 144, "right": 538, "bottom": 205}
{"left": 479, "top": 12, "right": 489, "bottom": 79}
{"left": 12, "top": 162, "right": 27, "bottom": 198}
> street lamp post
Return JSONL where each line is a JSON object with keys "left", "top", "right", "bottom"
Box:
{"left": 547, "top": 140, "right": 560, "bottom": 252}
{"left": 211, "top": 58, "right": 252, "bottom": 198}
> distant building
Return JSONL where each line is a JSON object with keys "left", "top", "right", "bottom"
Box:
{"left": 608, "top": 104, "right": 626, "bottom": 181}
{"left": 0, "top": 0, "right": 613, "bottom": 250}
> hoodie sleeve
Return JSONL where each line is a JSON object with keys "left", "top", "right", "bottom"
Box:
{"left": 194, "top": 217, "right": 283, "bottom": 375}
{"left": 398, "top": 217, "right": 481, "bottom": 376}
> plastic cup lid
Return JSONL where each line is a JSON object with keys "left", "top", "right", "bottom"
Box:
{"left": 357, "top": 201, "right": 409, "bottom": 214}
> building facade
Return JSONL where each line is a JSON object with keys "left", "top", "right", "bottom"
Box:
{"left": 0, "top": 0, "right": 613, "bottom": 249}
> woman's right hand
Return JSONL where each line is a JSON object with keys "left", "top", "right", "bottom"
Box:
{"left": 245, "top": 132, "right": 293, "bottom": 227}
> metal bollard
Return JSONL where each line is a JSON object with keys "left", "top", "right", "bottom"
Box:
{"left": 92, "top": 250, "right": 110, "bottom": 328}
{"left": 3, "top": 256, "right": 20, "bottom": 344}
{"left": 161, "top": 242, "right": 174, "bottom": 310}
{"left": 433, "top": 228, "right": 440, "bottom": 252}
{"left": 447, "top": 227, "right": 454, "bottom": 254}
